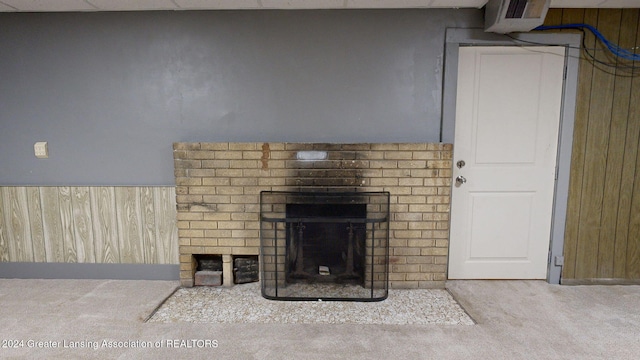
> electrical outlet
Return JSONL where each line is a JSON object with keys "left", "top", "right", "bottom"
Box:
{"left": 34, "top": 142, "right": 49, "bottom": 158}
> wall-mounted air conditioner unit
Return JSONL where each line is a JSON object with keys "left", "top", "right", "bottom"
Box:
{"left": 485, "top": 0, "right": 550, "bottom": 34}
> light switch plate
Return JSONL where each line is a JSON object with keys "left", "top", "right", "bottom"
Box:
{"left": 34, "top": 142, "right": 49, "bottom": 158}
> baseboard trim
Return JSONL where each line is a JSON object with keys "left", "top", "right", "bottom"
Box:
{"left": 0, "top": 262, "right": 179, "bottom": 280}
{"left": 561, "top": 278, "right": 640, "bottom": 285}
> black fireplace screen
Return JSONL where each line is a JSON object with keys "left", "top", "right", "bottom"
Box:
{"left": 260, "top": 191, "right": 390, "bottom": 301}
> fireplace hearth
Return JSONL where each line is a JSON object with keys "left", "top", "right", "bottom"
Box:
{"left": 260, "top": 191, "right": 389, "bottom": 301}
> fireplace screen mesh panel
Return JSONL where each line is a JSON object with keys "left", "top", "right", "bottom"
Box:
{"left": 260, "top": 191, "right": 390, "bottom": 301}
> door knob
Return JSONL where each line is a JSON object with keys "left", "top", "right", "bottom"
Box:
{"left": 455, "top": 175, "right": 467, "bottom": 185}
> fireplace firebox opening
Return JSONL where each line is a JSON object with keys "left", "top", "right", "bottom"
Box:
{"left": 285, "top": 203, "right": 366, "bottom": 285}
{"left": 260, "top": 191, "right": 390, "bottom": 301}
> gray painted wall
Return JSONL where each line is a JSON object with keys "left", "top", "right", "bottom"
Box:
{"left": 0, "top": 10, "right": 482, "bottom": 186}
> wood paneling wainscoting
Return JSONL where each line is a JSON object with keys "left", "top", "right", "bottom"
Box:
{"left": 544, "top": 9, "right": 640, "bottom": 283}
{"left": 0, "top": 187, "right": 178, "bottom": 265}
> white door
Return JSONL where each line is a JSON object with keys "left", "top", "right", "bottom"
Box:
{"left": 448, "top": 46, "right": 565, "bottom": 279}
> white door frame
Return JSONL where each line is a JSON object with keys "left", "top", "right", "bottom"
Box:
{"left": 442, "top": 29, "right": 581, "bottom": 284}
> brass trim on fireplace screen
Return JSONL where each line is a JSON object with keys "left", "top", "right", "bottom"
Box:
{"left": 260, "top": 191, "right": 390, "bottom": 301}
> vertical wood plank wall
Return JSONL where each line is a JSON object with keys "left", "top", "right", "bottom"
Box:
{"left": 545, "top": 9, "right": 640, "bottom": 282}
{"left": 0, "top": 187, "right": 178, "bottom": 265}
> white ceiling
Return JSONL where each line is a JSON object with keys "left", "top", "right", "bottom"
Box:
{"left": 0, "top": 0, "right": 638, "bottom": 12}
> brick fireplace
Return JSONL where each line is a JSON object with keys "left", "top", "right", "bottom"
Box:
{"left": 174, "top": 142, "right": 452, "bottom": 289}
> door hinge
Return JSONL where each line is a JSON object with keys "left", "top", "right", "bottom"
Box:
{"left": 554, "top": 256, "right": 564, "bottom": 266}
